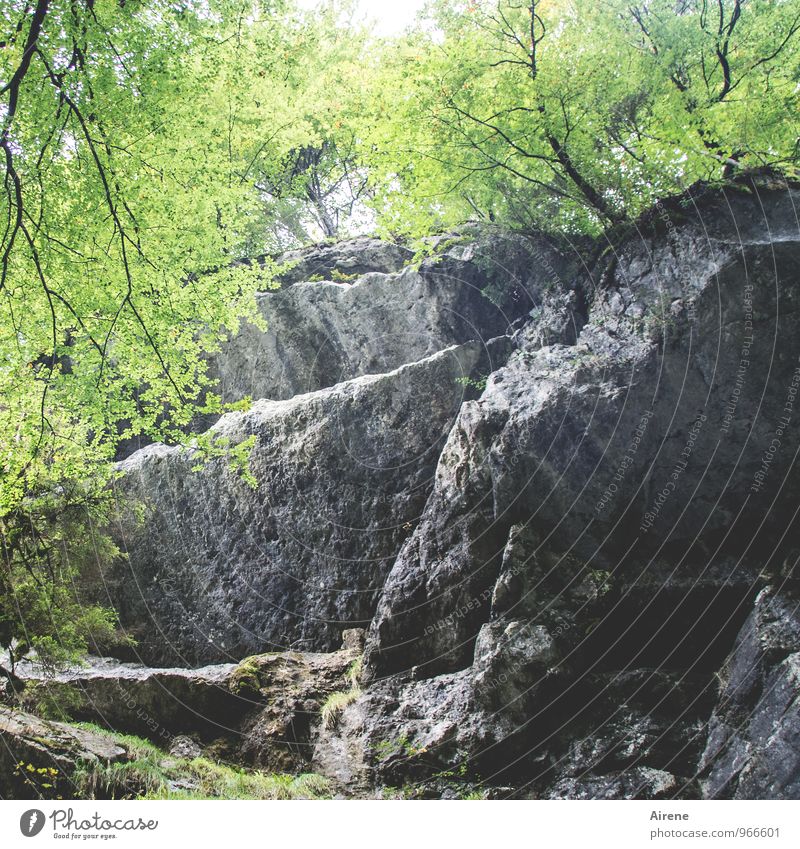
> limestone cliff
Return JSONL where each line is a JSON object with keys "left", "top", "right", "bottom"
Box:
{"left": 89, "top": 177, "right": 800, "bottom": 799}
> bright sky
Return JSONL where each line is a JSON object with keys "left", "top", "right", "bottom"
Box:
{"left": 298, "top": 0, "right": 428, "bottom": 37}
{"left": 357, "top": 0, "right": 427, "bottom": 35}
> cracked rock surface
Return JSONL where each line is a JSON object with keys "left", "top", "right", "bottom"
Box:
{"left": 94, "top": 181, "right": 800, "bottom": 798}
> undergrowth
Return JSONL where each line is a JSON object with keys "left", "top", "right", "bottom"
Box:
{"left": 71, "top": 723, "right": 332, "bottom": 800}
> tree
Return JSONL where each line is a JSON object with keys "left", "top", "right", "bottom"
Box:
{"left": 0, "top": 0, "right": 277, "bottom": 674}
{"left": 235, "top": 1, "right": 376, "bottom": 243}
{"left": 256, "top": 138, "right": 369, "bottom": 239}
{"left": 0, "top": 483, "right": 121, "bottom": 683}
{"left": 363, "top": 0, "right": 800, "bottom": 236}
{"left": 0, "top": 0, "right": 380, "bottom": 677}
{"left": 1, "top": 0, "right": 796, "bottom": 677}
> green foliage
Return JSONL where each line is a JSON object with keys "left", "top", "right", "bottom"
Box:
{"left": 0, "top": 2, "right": 276, "bottom": 521}
{"left": 330, "top": 269, "right": 361, "bottom": 283}
{"left": 145, "top": 763, "right": 332, "bottom": 801}
{"left": 13, "top": 761, "right": 63, "bottom": 799}
{"left": 455, "top": 374, "right": 488, "bottom": 393}
{"left": 0, "top": 481, "right": 131, "bottom": 675}
{"left": 372, "top": 733, "right": 428, "bottom": 760}
{"left": 321, "top": 688, "right": 361, "bottom": 730}
{"left": 20, "top": 680, "right": 87, "bottom": 721}
{"left": 345, "top": 655, "right": 363, "bottom": 688}
{"left": 363, "top": 0, "right": 800, "bottom": 236}
{"left": 70, "top": 725, "right": 332, "bottom": 800}
{"left": 191, "top": 432, "right": 258, "bottom": 489}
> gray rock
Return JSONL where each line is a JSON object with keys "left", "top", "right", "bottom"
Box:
{"left": 207, "top": 231, "right": 573, "bottom": 409}
{"left": 700, "top": 587, "right": 800, "bottom": 799}
{"left": 273, "top": 237, "right": 414, "bottom": 286}
{"left": 97, "top": 182, "right": 800, "bottom": 800}
{"left": 17, "top": 656, "right": 243, "bottom": 743}
{"left": 546, "top": 767, "right": 680, "bottom": 800}
{"left": 326, "top": 182, "right": 800, "bottom": 799}
{"left": 169, "top": 735, "right": 203, "bottom": 759}
{"left": 341, "top": 628, "right": 366, "bottom": 652}
{"left": 13, "top": 646, "right": 360, "bottom": 776}
{"left": 109, "top": 342, "right": 497, "bottom": 665}
{"left": 0, "top": 706, "right": 127, "bottom": 798}
{"left": 313, "top": 669, "right": 480, "bottom": 788}
{"left": 231, "top": 647, "right": 359, "bottom": 772}
{"left": 365, "top": 184, "right": 800, "bottom": 680}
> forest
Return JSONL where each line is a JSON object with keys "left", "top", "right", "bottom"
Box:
{"left": 0, "top": 0, "right": 799, "bottom": 805}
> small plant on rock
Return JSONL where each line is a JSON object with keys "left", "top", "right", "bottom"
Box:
{"left": 320, "top": 655, "right": 363, "bottom": 729}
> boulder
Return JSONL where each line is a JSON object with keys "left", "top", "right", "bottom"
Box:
{"left": 13, "top": 644, "right": 361, "bottom": 777}
{"left": 109, "top": 341, "right": 499, "bottom": 665}
{"left": 365, "top": 183, "right": 800, "bottom": 679}
{"left": 312, "top": 181, "right": 800, "bottom": 799}
{"left": 207, "top": 231, "right": 573, "bottom": 407}
{"left": 16, "top": 656, "right": 243, "bottom": 743}
{"left": 0, "top": 706, "right": 127, "bottom": 799}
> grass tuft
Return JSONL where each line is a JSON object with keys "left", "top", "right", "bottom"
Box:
{"left": 320, "top": 688, "right": 360, "bottom": 730}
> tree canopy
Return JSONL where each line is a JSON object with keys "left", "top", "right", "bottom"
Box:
{"left": 364, "top": 0, "right": 800, "bottom": 235}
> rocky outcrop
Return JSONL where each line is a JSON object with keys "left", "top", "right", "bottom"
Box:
{"left": 230, "top": 636, "right": 361, "bottom": 773}
{"left": 365, "top": 184, "right": 800, "bottom": 680}
{"left": 12, "top": 636, "right": 363, "bottom": 777}
{"left": 109, "top": 229, "right": 579, "bottom": 666}
{"left": 273, "top": 237, "right": 414, "bottom": 286}
{"left": 100, "top": 178, "right": 800, "bottom": 799}
{"left": 207, "top": 231, "right": 572, "bottom": 408}
{"left": 0, "top": 707, "right": 127, "bottom": 799}
{"left": 315, "top": 179, "right": 800, "bottom": 798}
{"left": 314, "top": 560, "right": 752, "bottom": 797}
{"left": 17, "top": 657, "right": 243, "bottom": 743}
{"left": 110, "top": 342, "right": 504, "bottom": 665}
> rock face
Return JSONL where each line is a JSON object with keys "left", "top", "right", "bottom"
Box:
{"left": 316, "top": 179, "right": 800, "bottom": 798}
{"left": 111, "top": 342, "right": 501, "bottom": 665}
{"left": 12, "top": 638, "right": 363, "bottom": 778}
{"left": 109, "top": 229, "right": 574, "bottom": 665}
{"left": 103, "top": 178, "right": 800, "bottom": 799}
{"left": 208, "top": 231, "right": 570, "bottom": 407}
{"left": 17, "top": 657, "right": 243, "bottom": 743}
{"left": 700, "top": 586, "right": 800, "bottom": 799}
{"left": 365, "top": 184, "right": 800, "bottom": 680}
{"left": 0, "top": 706, "right": 127, "bottom": 799}
{"left": 273, "top": 237, "right": 414, "bottom": 286}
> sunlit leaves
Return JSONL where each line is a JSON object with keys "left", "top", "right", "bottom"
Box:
{"left": 361, "top": 0, "right": 799, "bottom": 236}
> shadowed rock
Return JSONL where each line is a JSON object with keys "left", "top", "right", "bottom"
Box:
{"left": 0, "top": 706, "right": 127, "bottom": 798}
{"left": 700, "top": 586, "right": 800, "bottom": 799}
